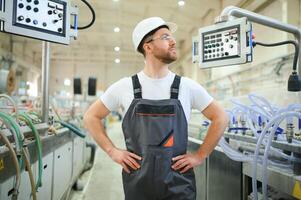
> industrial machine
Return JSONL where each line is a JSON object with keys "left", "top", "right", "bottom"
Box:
{"left": 0, "top": 0, "right": 96, "bottom": 199}
{"left": 190, "top": 6, "right": 301, "bottom": 200}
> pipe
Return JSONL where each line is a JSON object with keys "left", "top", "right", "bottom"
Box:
{"left": 248, "top": 93, "right": 275, "bottom": 117}
{"left": 252, "top": 111, "right": 301, "bottom": 200}
{"left": 262, "top": 112, "right": 301, "bottom": 200}
{"left": 220, "top": 6, "right": 301, "bottom": 75}
{"left": 41, "top": 42, "right": 50, "bottom": 124}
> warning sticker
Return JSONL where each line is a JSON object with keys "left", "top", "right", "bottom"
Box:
{"left": 293, "top": 181, "right": 301, "bottom": 200}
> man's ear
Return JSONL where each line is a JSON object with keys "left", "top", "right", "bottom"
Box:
{"left": 143, "top": 43, "right": 152, "bottom": 54}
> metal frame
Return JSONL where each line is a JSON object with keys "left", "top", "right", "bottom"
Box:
{"left": 220, "top": 6, "right": 301, "bottom": 75}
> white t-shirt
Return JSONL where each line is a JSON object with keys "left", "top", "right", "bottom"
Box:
{"left": 100, "top": 70, "right": 213, "bottom": 121}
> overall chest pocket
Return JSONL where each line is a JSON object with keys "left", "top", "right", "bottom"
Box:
{"left": 135, "top": 104, "right": 175, "bottom": 146}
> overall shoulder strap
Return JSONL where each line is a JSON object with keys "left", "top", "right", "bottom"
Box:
{"left": 170, "top": 75, "right": 181, "bottom": 99}
{"left": 131, "top": 74, "right": 142, "bottom": 99}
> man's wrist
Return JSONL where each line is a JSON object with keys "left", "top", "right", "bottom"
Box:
{"left": 106, "top": 146, "right": 116, "bottom": 157}
{"left": 196, "top": 149, "right": 207, "bottom": 161}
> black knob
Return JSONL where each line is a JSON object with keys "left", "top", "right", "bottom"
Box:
{"left": 48, "top": 10, "right": 53, "bottom": 15}
{"left": 27, "top": 0, "right": 32, "bottom": 2}
{"left": 25, "top": 18, "right": 31, "bottom": 23}
{"left": 42, "top": 22, "right": 47, "bottom": 27}
{"left": 58, "top": 13, "right": 63, "bottom": 18}
{"left": 34, "top": 0, "right": 39, "bottom": 5}
{"left": 26, "top": 5, "right": 31, "bottom": 10}
{"left": 225, "top": 52, "right": 229, "bottom": 56}
{"left": 18, "top": 3, "right": 24, "bottom": 8}
{"left": 17, "top": 16, "right": 24, "bottom": 21}
{"left": 58, "top": 28, "right": 62, "bottom": 32}
{"left": 33, "top": 8, "right": 39, "bottom": 12}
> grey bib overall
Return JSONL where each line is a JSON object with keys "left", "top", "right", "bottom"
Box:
{"left": 121, "top": 74, "right": 196, "bottom": 200}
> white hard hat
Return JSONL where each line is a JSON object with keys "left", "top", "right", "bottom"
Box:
{"left": 132, "top": 17, "right": 177, "bottom": 52}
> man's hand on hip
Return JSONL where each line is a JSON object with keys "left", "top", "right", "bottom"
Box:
{"left": 171, "top": 153, "right": 205, "bottom": 173}
{"left": 108, "top": 147, "right": 142, "bottom": 173}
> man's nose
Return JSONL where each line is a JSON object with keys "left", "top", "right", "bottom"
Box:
{"left": 170, "top": 38, "right": 176, "bottom": 45}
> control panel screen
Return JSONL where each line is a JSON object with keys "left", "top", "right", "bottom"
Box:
{"left": 13, "top": 0, "right": 66, "bottom": 36}
{"left": 202, "top": 25, "right": 240, "bottom": 62}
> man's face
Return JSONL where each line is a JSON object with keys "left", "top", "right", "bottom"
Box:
{"left": 146, "top": 28, "right": 177, "bottom": 64}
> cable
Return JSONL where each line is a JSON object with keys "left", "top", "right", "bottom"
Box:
{"left": 22, "top": 147, "right": 37, "bottom": 200}
{"left": 0, "top": 131, "right": 20, "bottom": 199}
{"left": 252, "top": 40, "right": 299, "bottom": 72}
{"left": 18, "top": 112, "right": 43, "bottom": 190}
{"left": 71, "top": 0, "right": 96, "bottom": 30}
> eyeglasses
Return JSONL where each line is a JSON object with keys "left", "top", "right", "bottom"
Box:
{"left": 146, "top": 34, "right": 175, "bottom": 43}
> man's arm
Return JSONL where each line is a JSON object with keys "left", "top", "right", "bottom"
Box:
{"left": 84, "top": 100, "right": 141, "bottom": 173}
{"left": 172, "top": 100, "right": 229, "bottom": 173}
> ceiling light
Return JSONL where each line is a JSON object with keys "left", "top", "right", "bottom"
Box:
{"left": 113, "top": 0, "right": 119, "bottom": 2}
{"left": 114, "top": 27, "right": 120, "bottom": 32}
{"left": 114, "top": 46, "right": 120, "bottom": 52}
{"left": 115, "top": 58, "right": 120, "bottom": 63}
{"left": 178, "top": 0, "right": 185, "bottom": 6}
{"left": 64, "top": 78, "right": 71, "bottom": 86}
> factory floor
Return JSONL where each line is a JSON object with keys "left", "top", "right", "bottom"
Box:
{"left": 70, "top": 121, "right": 125, "bottom": 200}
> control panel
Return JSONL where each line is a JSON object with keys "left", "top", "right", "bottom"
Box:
{"left": 193, "top": 17, "right": 253, "bottom": 68}
{"left": 0, "top": 0, "right": 78, "bottom": 44}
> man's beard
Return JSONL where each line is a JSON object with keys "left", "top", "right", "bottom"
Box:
{"left": 154, "top": 49, "right": 177, "bottom": 64}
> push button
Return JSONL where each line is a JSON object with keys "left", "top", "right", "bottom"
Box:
{"left": 17, "top": 16, "right": 24, "bottom": 21}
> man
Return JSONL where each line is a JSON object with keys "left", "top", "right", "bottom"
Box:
{"left": 84, "top": 17, "right": 229, "bottom": 200}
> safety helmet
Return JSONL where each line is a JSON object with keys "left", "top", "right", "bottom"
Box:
{"left": 132, "top": 17, "right": 177, "bottom": 52}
